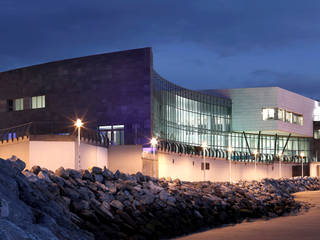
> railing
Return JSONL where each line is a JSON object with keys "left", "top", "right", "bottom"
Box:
{"left": 0, "top": 121, "right": 109, "bottom": 147}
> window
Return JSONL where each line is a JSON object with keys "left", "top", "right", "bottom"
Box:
{"left": 278, "top": 109, "right": 285, "bottom": 121}
{"left": 285, "top": 112, "right": 292, "bottom": 123}
{"left": 298, "top": 116, "right": 303, "bottom": 126}
{"left": 99, "top": 124, "right": 125, "bottom": 145}
{"left": 262, "top": 107, "right": 303, "bottom": 126}
{"left": 7, "top": 99, "right": 13, "bottom": 112}
{"left": 262, "top": 108, "right": 275, "bottom": 120}
{"left": 14, "top": 98, "right": 24, "bottom": 111}
{"left": 31, "top": 95, "right": 45, "bottom": 109}
{"left": 201, "top": 162, "right": 210, "bottom": 170}
{"left": 314, "top": 130, "right": 320, "bottom": 139}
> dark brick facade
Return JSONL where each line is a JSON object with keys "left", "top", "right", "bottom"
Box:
{"left": 0, "top": 47, "right": 153, "bottom": 145}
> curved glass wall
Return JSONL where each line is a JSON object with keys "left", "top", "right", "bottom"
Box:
{"left": 152, "top": 70, "right": 311, "bottom": 161}
{"left": 152, "top": 71, "right": 231, "bottom": 149}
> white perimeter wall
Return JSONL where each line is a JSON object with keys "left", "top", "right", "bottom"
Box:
{"left": 29, "top": 141, "right": 75, "bottom": 170}
{"left": 29, "top": 140, "right": 108, "bottom": 171}
{"left": 0, "top": 138, "right": 30, "bottom": 168}
{"left": 158, "top": 152, "right": 293, "bottom": 182}
{"left": 310, "top": 162, "right": 320, "bottom": 177}
{"left": 108, "top": 145, "right": 143, "bottom": 174}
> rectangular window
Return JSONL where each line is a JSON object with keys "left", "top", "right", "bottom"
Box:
{"left": 31, "top": 95, "right": 45, "bottom": 109}
{"left": 314, "top": 130, "right": 320, "bottom": 139}
{"left": 285, "top": 111, "right": 292, "bottom": 123}
{"left": 278, "top": 109, "right": 285, "bottom": 121}
{"left": 7, "top": 99, "right": 13, "bottom": 112}
{"left": 201, "top": 162, "right": 210, "bottom": 170}
{"left": 14, "top": 98, "right": 24, "bottom": 111}
{"left": 262, "top": 108, "right": 275, "bottom": 120}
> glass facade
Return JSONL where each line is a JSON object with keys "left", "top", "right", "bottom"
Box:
{"left": 152, "top": 70, "right": 311, "bottom": 162}
{"left": 152, "top": 71, "right": 231, "bottom": 149}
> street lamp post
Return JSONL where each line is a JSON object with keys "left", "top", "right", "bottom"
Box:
{"left": 75, "top": 119, "right": 83, "bottom": 170}
{"left": 278, "top": 152, "right": 282, "bottom": 179}
{"left": 150, "top": 137, "right": 158, "bottom": 178}
{"left": 300, "top": 152, "right": 305, "bottom": 178}
{"left": 201, "top": 142, "right": 208, "bottom": 181}
{"left": 227, "top": 146, "right": 233, "bottom": 183}
{"left": 253, "top": 150, "right": 258, "bottom": 180}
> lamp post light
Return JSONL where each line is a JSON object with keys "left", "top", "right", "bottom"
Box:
{"left": 278, "top": 152, "right": 282, "bottom": 179}
{"left": 201, "top": 142, "right": 208, "bottom": 181}
{"left": 227, "top": 146, "right": 233, "bottom": 183}
{"left": 300, "top": 152, "right": 305, "bottom": 178}
{"left": 253, "top": 150, "right": 258, "bottom": 180}
{"left": 150, "top": 137, "right": 158, "bottom": 178}
{"left": 75, "top": 119, "right": 83, "bottom": 170}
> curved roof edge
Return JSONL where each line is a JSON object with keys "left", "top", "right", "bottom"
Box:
{"left": 0, "top": 47, "right": 152, "bottom": 74}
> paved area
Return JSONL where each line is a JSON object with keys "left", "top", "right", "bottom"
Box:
{"left": 175, "top": 191, "right": 320, "bottom": 240}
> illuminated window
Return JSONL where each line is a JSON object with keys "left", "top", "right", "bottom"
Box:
{"left": 285, "top": 112, "right": 292, "bottom": 123}
{"left": 99, "top": 124, "right": 124, "bottom": 145}
{"left": 315, "top": 130, "right": 320, "bottom": 139}
{"left": 278, "top": 109, "right": 285, "bottom": 121}
{"left": 31, "top": 95, "right": 45, "bottom": 109}
{"left": 14, "top": 98, "right": 24, "bottom": 111}
{"left": 262, "top": 108, "right": 275, "bottom": 120}
{"left": 298, "top": 116, "right": 303, "bottom": 126}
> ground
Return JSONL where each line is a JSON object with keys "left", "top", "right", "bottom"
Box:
{"left": 176, "top": 190, "right": 320, "bottom": 240}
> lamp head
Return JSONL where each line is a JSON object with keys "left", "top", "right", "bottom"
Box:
{"left": 201, "top": 142, "right": 208, "bottom": 149}
{"left": 75, "top": 119, "right": 83, "bottom": 128}
{"left": 300, "top": 152, "right": 305, "bottom": 158}
{"left": 150, "top": 137, "right": 158, "bottom": 146}
{"left": 227, "top": 146, "right": 233, "bottom": 152}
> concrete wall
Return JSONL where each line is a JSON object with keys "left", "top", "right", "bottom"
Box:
{"left": 76, "top": 141, "right": 108, "bottom": 170}
{"left": 29, "top": 141, "right": 75, "bottom": 170}
{"left": 310, "top": 162, "right": 320, "bottom": 177}
{"left": 108, "top": 145, "right": 143, "bottom": 174}
{"left": 1, "top": 137, "right": 108, "bottom": 171}
{"left": 210, "top": 87, "right": 314, "bottom": 137}
{"left": 0, "top": 138, "right": 30, "bottom": 168}
{"left": 158, "top": 152, "right": 293, "bottom": 182}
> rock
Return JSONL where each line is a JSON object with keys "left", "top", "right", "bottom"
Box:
{"left": 7, "top": 156, "right": 26, "bottom": 172}
{"left": 140, "top": 193, "right": 155, "bottom": 205}
{"left": 110, "top": 200, "right": 124, "bottom": 210}
{"left": 38, "top": 170, "right": 52, "bottom": 182}
{"left": 81, "top": 170, "right": 93, "bottom": 181}
{"left": 55, "top": 167, "right": 69, "bottom": 179}
{"left": 31, "top": 165, "right": 41, "bottom": 175}
{"left": 0, "top": 199, "right": 9, "bottom": 217}
{"left": 102, "top": 167, "right": 114, "bottom": 180}
{"left": 67, "top": 169, "right": 82, "bottom": 179}
{"left": 159, "top": 190, "right": 169, "bottom": 202}
{"left": 90, "top": 166, "right": 102, "bottom": 174}
{"left": 94, "top": 174, "right": 104, "bottom": 183}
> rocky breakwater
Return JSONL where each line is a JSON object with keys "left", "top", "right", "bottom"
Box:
{"left": 1, "top": 157, "right": 320, "bottom": 240}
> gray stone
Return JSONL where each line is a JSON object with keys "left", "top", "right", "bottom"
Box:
{"left": 55, "top": 167, "right": 69, "bottom": 179}
{"left": 110, "top": 200, "right": 124, "bottom": 210}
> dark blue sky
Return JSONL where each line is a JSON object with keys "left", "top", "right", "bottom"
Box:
{"left": 1, "top": 0, "right": 320, "bottom": 99}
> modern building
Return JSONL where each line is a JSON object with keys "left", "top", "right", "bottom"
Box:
{"left": 0, "top": 47, "right": 319, "bottom": 180}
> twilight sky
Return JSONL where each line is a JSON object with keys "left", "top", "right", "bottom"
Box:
{"left": 1, "top": 0, "right": 320, "bottom": 99}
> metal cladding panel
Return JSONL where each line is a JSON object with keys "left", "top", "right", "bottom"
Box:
{"left": 211, "top": 87, "right": 314, "bottom": 137}
{"left": 0, "top": 47, "right": 153, "bottom": 144}
{"left": 277, "top": 87, "right": 314, "bottom": 137}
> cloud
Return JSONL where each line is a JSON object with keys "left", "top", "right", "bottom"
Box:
{"left": 249, "top": 69, "right": 320, "bottom": 99}
{"left": 1, "top": 0, "right": 320, "bottom": 71}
